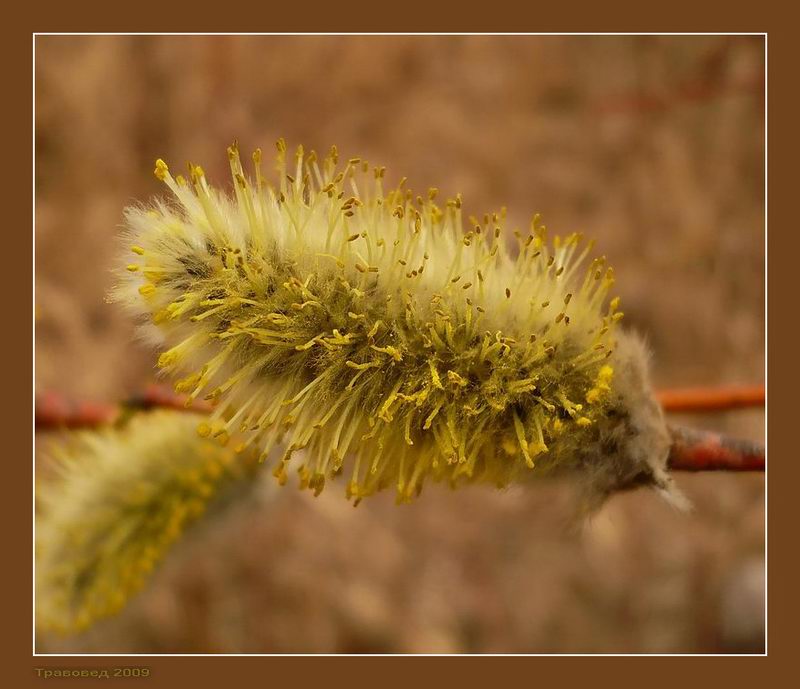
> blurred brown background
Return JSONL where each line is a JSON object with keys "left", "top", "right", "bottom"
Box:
{"left": 35, "top": 35, "right": 765, "bottom": 653}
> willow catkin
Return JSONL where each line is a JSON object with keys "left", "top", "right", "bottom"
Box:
{"left": 36, "top": 411, "right": 263, "bottom": 634}
{"left": 114, "top": 140, "right": 686, "bottom": 508}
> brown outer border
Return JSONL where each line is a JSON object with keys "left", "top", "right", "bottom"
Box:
{"left": 10, "top": 3, "right": 787, "bottom": 686}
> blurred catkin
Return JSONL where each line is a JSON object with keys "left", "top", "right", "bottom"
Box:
{"left": 36, "top": 411, "right": 262, "bottom": 634}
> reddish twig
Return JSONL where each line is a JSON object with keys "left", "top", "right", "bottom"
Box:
{"left": 35, "top": 391, "right": 118, "bottom": 430}
{"left": 35, "top": 386, "right": 766, "bottom": 472}
{"left": 131, "top": 384, "right": 214, "bottom": 414}
{"left": 37, "top": 383, "right": 766, "bottom": 429}
{"left": 35, "top": 386, "right": 211, "bottom": 430}
{"left": 668, "top": 425, "right": 764, "bottom": 472}
{"left": 657, "top": 385, "right": 764, "bottom": 413}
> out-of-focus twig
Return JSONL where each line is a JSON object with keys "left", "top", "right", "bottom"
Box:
{"left": 35, "top": 386, "right": 211, "bottom": 430}
{"left": 128, "top": 384, "right": 214, "bottom": 414}
{"left": 593, "top": 75, "right": 763, "bottom": 116}
{"left": 593, "top": 38, "right": 764, "bottom": 116}
{"left": 35, "top": 391, "right": 118, "bottom": 430}
{"left": 657, "top": 385, "right": 764, "bottom": 413}
{"left": 668, "top": 425, "right": 764, "bottom": 472}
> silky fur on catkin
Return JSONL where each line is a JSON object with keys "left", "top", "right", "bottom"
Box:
{"left": 36, "top": 411, "right": 263, "bottom": 634}
{"left": 115, "top": 140, "right": 685, "bottom": 507}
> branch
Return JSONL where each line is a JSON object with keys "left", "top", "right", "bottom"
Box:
{"left": 35, "top": 387, "right": 766, "bottom": 472}
{"left": 35, "top": 386, "right": 210, "bottom": 430}
{"left": 35, "top": 391, "right": 118, "bottom": 429}
{"left": 657, "top": 385, "right": 764, "bottom": 413}
{"left": 667, "top": 425, "right": 765, "bottom": 472}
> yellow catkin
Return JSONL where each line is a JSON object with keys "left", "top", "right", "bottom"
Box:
{"left": 36, "top": 411, "right": 262, "bottom": 634}
{"left": 113, "top": 141, "right": 661, "bottom": 506}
